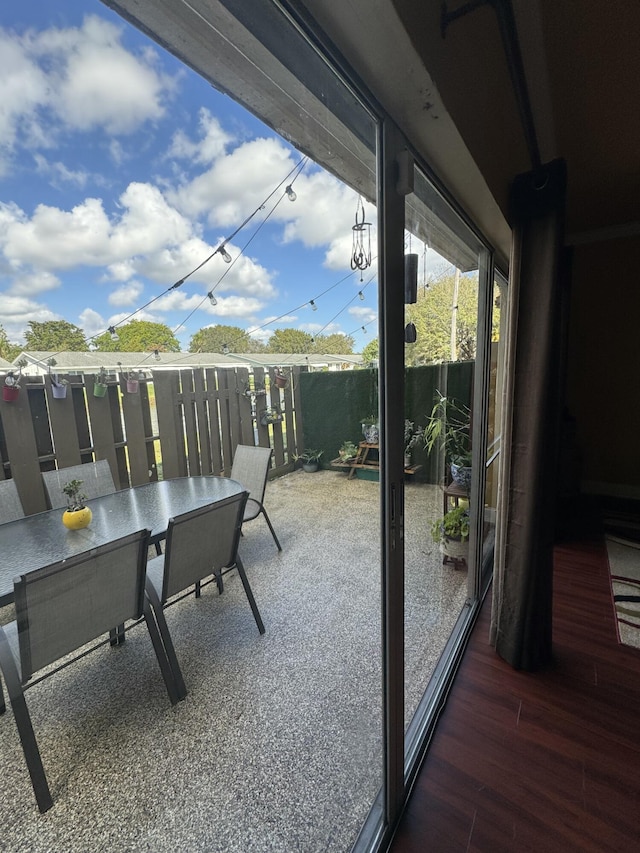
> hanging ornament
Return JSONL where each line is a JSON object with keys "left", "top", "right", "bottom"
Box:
{"left": 350, "top": 196, "right": 372, "bottom": 273}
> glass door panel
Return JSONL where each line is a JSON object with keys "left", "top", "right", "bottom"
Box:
{"left": 402, "top": 162, "right": 486, "bottom": 740}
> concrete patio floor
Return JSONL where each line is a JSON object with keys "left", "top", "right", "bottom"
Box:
{"left": 0, "top": 469, "right": 468, "bottom": 852}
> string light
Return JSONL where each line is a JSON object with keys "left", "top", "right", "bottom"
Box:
{"left": 310, "top": 300, "right": 317, "bottom": 311}
{"left": 208, "top": 292, "right": 218, "bottom": 306}
{"left": 153, "top": 349, "right": 161, "bottom": 361}
{"left": 362, "top": 326, "right": 367, "bottom": 334}
{"left": 358, "top": 291, "right": 365, "bottom": 301}
{"left": 222, "top": 343, "right": 230, "bottom": 354}
{"left": 285, "top": 185, "right": 297, "bottom": 202}
{"left": 108, "top": 326, "right": 118, "bottom": 341}
{"left": 218, "top": 246, "right": 232, "bottom": 264}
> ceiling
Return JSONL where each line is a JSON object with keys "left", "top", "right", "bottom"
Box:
{"left": 100, "top": 0, "right": 640, "bottom": 255}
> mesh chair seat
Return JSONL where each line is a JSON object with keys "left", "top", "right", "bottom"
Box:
{"left": 144, "top": 491, "right": 265, "bottom": 695}
{"left": 0, "top": 479, "right": 25, "bottom": 524}
{"left": 230, "top": 445, "right": 281, "bottom": 551}
{"left": 42, "top": 460, "right": 116, "bottom": 510}
{"left": 0, "top": 529, "right": 185, "bottom": 813}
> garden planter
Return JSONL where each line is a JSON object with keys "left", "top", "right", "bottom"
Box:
{"left": 93, "top": 382, "right": 108, "bottom": 398}
{"left": 302, "top": 461, "right": 319, "bottom": 473}
{"left": 260, "top": 407, "right": 283, "bottom": 426}
{"left": 3, "top": 386, "right": 20, "bottom": 402}
{"left": 62, "top": 507, "right": 93, "bottom": 530}
{"left": 274, "top": 373, "right": 288, "bottom": 389}
{"left": 450, "top": 463, "right": 472, "bottom": 491}
{"left": 51, "top": 384, "right": 67, "bottom": 399}
{"left": 126, "top": 379, "right": 139, "bottom": 393}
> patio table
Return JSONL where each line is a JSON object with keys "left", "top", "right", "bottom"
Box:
{"left": 0, "top": 476, "right": 244, "bottom": 608}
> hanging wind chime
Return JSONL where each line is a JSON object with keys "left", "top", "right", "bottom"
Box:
{"left": 350, "top": 196, "right": 372, "bottom": 280}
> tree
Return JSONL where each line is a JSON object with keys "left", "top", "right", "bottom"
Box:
{"left": 189, "top": 324, "right": 264, "bottom": 353}
{"left": 404, "top": 273, "right": 480, "bottom": 365}
{"left": 314, "top": 333, "right": 354, "bottom": 354}
{"left": 0, "top": 325, "right": 21, "bottom": 361}
{"left": 24, "top": 320, "right": 87, "bottom": 352}
{"left": 93, "top": 320, "right": 180, "bottom": 352}
{"left": 266, "top": 328, "right": 315, "bottom": 353}
{"left": 361, "top": 338, "right": 379, "bottom": 364}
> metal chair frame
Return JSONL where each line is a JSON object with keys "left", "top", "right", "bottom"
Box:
{"left": 0, "top": 529, "right": 185, "bottom": 813}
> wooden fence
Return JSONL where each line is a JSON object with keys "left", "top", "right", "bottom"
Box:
{"left": 0, "top": 366, "right": 302, "bottom": 515}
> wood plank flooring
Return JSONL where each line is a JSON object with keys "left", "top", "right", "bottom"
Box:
{"left": 389, "top": 518, "right": 640, "bottom": 852}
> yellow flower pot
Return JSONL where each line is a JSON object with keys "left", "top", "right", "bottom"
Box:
{"left": 62, "top": 507, "right": 92, "bottom": 530}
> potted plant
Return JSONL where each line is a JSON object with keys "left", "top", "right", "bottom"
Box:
{"left": 423, "top": 392, "right": 472, "bottom": 490}
{"left": 361, "top": 415, "right": 379, "bottom": 444}
{"left": 3, "top": 358, "right": 27, "bottom": 402}
{"left": 338, "top": 440, "right": 359, "bottom": 461}
{"left": 93, "top": 366, "right": 109, "bottom": 398}
{"left": 47, "top": 358, "right": 68, "bottom": 399}
{"left": 61, "top": 479, "right": 92, "bottom": 530}
{"left": 404, "top": 419, "right": 423, "bottom": 468}
{"left": 273, "top": 368, "right": 289, "bottom": 389}
{"left": 260, "top": 406, "right": 284, "bottom": 426}
{"left": 119, "top": 363, "right": 142, "bottom": 393}
{"left": 294, "top": 449, "right": 323, "bottom": 472}
{"left": 431, "top": 505, "right": 470, "bottom": 567}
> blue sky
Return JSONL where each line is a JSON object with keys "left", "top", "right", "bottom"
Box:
{"left": 0, "top": 1, "right": 383, "bottom": 353}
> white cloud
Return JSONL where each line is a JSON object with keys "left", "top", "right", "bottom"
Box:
{"left": 108, "top": 281, "right": 144, "bottom": 307}
{"left": 34, "top": 153, "right": 88, "bottom": 188}
{"left": 1, "top": 183, "right": 192, "bottom": 271}
{"left": 168, "top": 109, "right": 232, "bottom": 164}
{"left": 0, "top": 15, "right": 179, "bottom": 176}
{"left": 348, "top": 306, "right": 377, "bottom": 323}
{"left": 0, "top": 293, "right": 60, "bottom": 342}
{"left": 78, "top": 307, "right": 107, "bottom": 340}
{"left": 168, "top": 136, "right": 297, "bottom": 227}
{"left": 9, "top": 269, "right": 60, "bottom": 296}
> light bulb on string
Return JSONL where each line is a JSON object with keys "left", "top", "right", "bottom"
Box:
{"left": 362, "top": 326, "right": 367, "bottom": 334}
{"left": 218, "top": 246, "right": 232, "bottom": 264}
{"left": 108, "top": 326, "right": 118, "bottom": 341}
{"left": 310, "top": 300, "right": 317, "bottom": 311}
{"left": 358, "top": 291, "right": 365, "bottom": 301}
{"left": 285, "top": 185, "right": 297, "bottom": 202}
{"left": 222, "top": 343, "right": 230, "bottom": 354}
{"left": 208, "top": 291, "right": 218, "bottom": 306}
{"left": 153, "top": 349, "right": 161, "bottom": 362}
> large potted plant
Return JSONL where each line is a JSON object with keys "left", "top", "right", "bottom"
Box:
{"left": 61, "top": 479, "right": 92, "bottom": 530}
{"left": 294, "top": 449, "right": 323, "bottom": 472}
{"left": 423, "top": 392, "right": 472, "bottom": 490}
{"left": 431, "top": 505, "right": 470, "bottom": 567}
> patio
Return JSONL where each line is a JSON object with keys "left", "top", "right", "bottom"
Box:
{"left": 0, "top": 469, "right": 467, "bottom": 852}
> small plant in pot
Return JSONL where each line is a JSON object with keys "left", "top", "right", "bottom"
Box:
{"left": 47, "top": 358, "right": 68, "bottom": 399}
{"left": 61, "top": 479, "right": 92, "bottom": 530}
{"left": 294, "top": 449, "right": 323, "bottom": 472}
{"left": 93, "top": 366, "right": 109, "bottom": 398}
{"left": 423, "top": 391, "right": 472, "bottom": 490}
{"left": 338, "top": 440, "right": 359, "bottom": 461}
{"left": 404, "top": 419, "right": 423, "bottom": 467}
{"left": 431, "top": 505, "right": 470, "bottom": 566}
{"left": 3, "top": 358, "right": 27, "bottom": 402}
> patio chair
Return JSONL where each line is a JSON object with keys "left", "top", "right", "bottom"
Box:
{"left": 0, "top": 478, "right": 25, "bottom": 524}
{"left": 0, "top": 529, "right": 185, "bottom": 813}
{"left": 230, "top": 445, "right": 282, "bottom": 552}
{"left": 144, "top": 491, "right": 265, "bottom": 691}
{"left": 41, "top": 459, "right": 116, "bottom": 510}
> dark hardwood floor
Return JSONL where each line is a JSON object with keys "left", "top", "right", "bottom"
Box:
{"left": 390, "top": 517, "right": 640, "bottom": 852}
